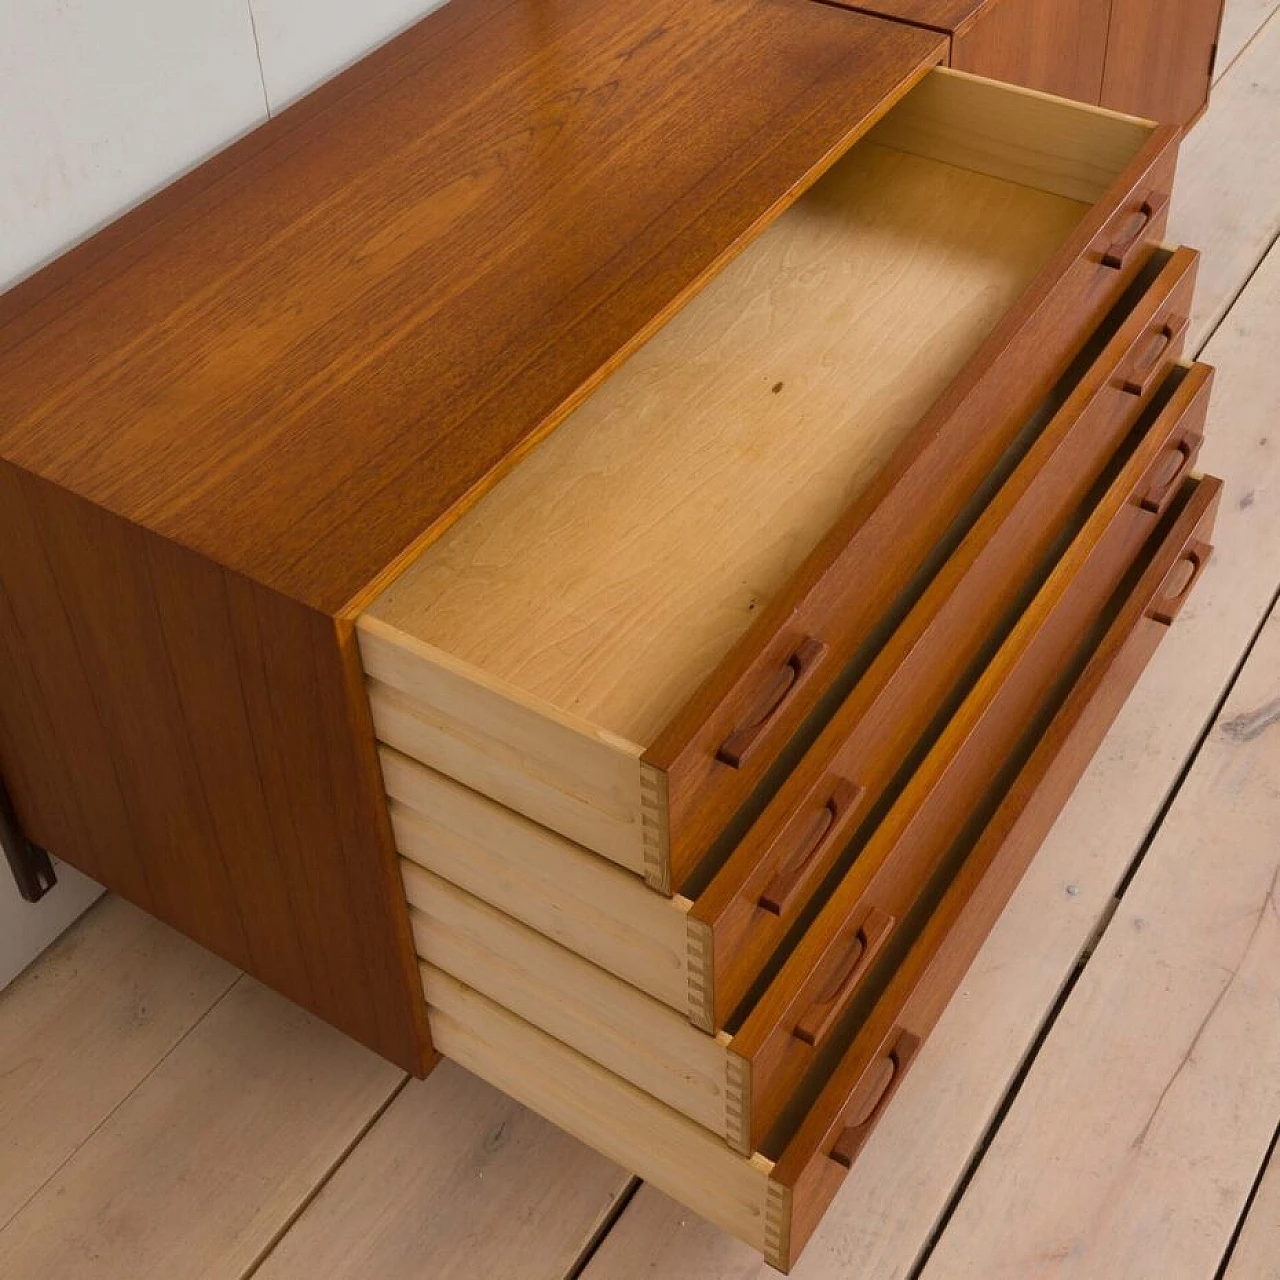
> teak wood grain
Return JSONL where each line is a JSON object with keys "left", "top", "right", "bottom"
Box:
{"left": 828, "top": 0, "right": 1225, "bottom": 125}
{"left": 0, "top": 462, "right": 431, "bottom": 1071}
{"left": 834, "top": 0, "right": 1112, "bottom": 103}
{"left": 363, "top": 143, "right": 1078, "bottom": 757}
{"left": 0, "top": 0, "right": 945, "bottom": 1071}
{"left": 360, "top": 76, "right": 1184, "bottom": 1065}
{"left": 951, "top": 0, "right": 1112, "bottom": 103}
{"left": 361, "top": 91, "right": 1113, "bottom": 888}
{"left": 365, "top": 70, "right": 1176, "bottom": 897}
{"left": 827, "top": 0, "right": 993, "bottom": 27}
{"left": 0, "top": 0, "right": 943, "bottom": 617}
{"left": 650, "top": 105, "right": 1180, "bottom": 889}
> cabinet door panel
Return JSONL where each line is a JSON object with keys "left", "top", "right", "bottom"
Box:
{"left": 952, "top": 0, "right": 1112, "bottom": 104}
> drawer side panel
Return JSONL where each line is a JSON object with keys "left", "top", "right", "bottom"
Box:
{"left": 360, "top": 617, "right": 651, "bottom": 879}
{"left": 382, "top": 751, "right": 696, "bottom": 1018}
{"left": 406, "top": 867, "right": 744, "bottom": 1149}
{"left": 425, "top": 965, "right": 775, "bottom": 1248}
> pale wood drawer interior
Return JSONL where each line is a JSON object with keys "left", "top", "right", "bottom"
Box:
{"left": 357, "top": 68, "right": 1158, "bottom": 892}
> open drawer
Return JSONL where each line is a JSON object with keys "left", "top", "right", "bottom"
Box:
{"left": 397, "top": 416, "right": 1218, "bottom": 1154}
{"left": 356, "top": 68, "right": 1182, "bottom": 897}
{"left": 421, "top": 473, "right": 1220, "bottom": 1272}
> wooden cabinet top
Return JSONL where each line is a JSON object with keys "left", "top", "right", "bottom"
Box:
{"left": 0, "top": 0, "right": 943, "bottom": 616}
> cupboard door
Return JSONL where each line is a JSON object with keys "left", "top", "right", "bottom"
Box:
{"left": 952, "top": 0, "right": 1112, "bottom": 104}
{"left": 1100, "top": 0, "right": 1226, "bottom": 125}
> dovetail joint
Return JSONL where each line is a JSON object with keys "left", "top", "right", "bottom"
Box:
{"left": 764, "top": 1179, "right": 791, "bottom": 1272}
{"left": 685, "top": 915, "right": 715, "bottom": 1034}
{"left": 639, "top": 762, "right": 672, "bottom": 895}
{"left": 724, "top": 1052, "right": 752, "bottom": 1156}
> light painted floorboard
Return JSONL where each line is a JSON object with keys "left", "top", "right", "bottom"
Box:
{"left": 1169, "top": 7, "right": 1280, "bottom": 351}
{"left": 0, "top": 977, "right": 402, "bottom": 1280}
{"left": 1224, "top": 1137, "right": 1280, "bottom": 1279}
{"left": 1214, "top": 0, "right": 1280, "bottom": 78}
{"left": 0, "top": 897, "right": 235, "bottom": 1229}
{"left": 250, "top": 1061, "right": 632, "bottom": 1280}
{"left": 921, "top": 602, "right": 1280, "bottom": 1279}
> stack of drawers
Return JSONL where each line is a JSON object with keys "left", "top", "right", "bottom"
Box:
{"left": 355, "top": 69, "right": 1220, "bottom": 1271}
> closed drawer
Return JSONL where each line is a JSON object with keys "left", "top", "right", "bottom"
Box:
{"left": 401, "top": 456, "right": 1219, "bottom": 1156}
{"left": 420, "top": 468, "right": 1219, "bottom": 1273}
{"left": 382, "top": 354, "right": 1213, "bottom": 1035}
{"left": 357, "top": 67, "right": 1180, "bottom": 897}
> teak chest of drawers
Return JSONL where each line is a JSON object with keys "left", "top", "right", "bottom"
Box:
{"left": 0, "top": 0, "right": 1223, "bottom": 1270}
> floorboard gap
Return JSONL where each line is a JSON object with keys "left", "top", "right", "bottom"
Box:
{"left": 1114, "top": 586, "right": 1280, "bottom": 901}
{"left": 1214, "top": 1116, "right": 1280, "bottom": 1278}
{"left": 1194, "top": 224, "right": 1280, "bottom": 362}
{"left": 563, "top": 1177, "right": 640, "bottom": 1280}
{"left": 906, "top": 950, "right": 1094, "bottom": 1278}
{"left": 239, "top": 1072, "right": 411, "bottom": 1279}
{"left": 1214, "top": 4, "right": 1280, "bottom": 87}
{"left": 0, "top": 957, "right": 242, "bottom": 1236}
{"left": 562, "top": 1177, "right": 642, "bottom": 1280}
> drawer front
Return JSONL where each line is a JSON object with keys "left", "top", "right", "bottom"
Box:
{"left": 648, "top": 85, "right": 1181, "bottom": 891}
{"left": 728, "top": 419, "right": 1214, "bottom": 1149}
{"left": 378, "top": 363, "right": 1208, "bottom": 1059}
{"left": 694, "top": 259, "right": 1205, "bottom": 1028}
{"left": 383, "top": 369, "right": 1214, "bottom": 1050}
{"left": 771, "top": 476, "right": 1221, "bottom": 1269}
{"left": 1100, "top": 0, "right": 1226, "bottom": 127}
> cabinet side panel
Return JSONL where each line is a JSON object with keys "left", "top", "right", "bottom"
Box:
{"left": 952, "top": 0, "right": 1112, "bottom": 104}
{"left": 0, "top": 462, "right": 432, "bottom": 1073}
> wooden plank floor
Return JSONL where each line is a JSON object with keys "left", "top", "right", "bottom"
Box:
{"left": 2, "top": 3, "right": 1278, "bottom": 1276}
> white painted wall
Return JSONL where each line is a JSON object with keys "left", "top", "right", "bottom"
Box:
{"left": 0, "top": 0, "right": 445, "bottom": 984}
{"left": 0, "top": 0, "right": 267, "bottom": 288}
{"left": 252, "top": 0, "right": 449, "bottom": 112}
